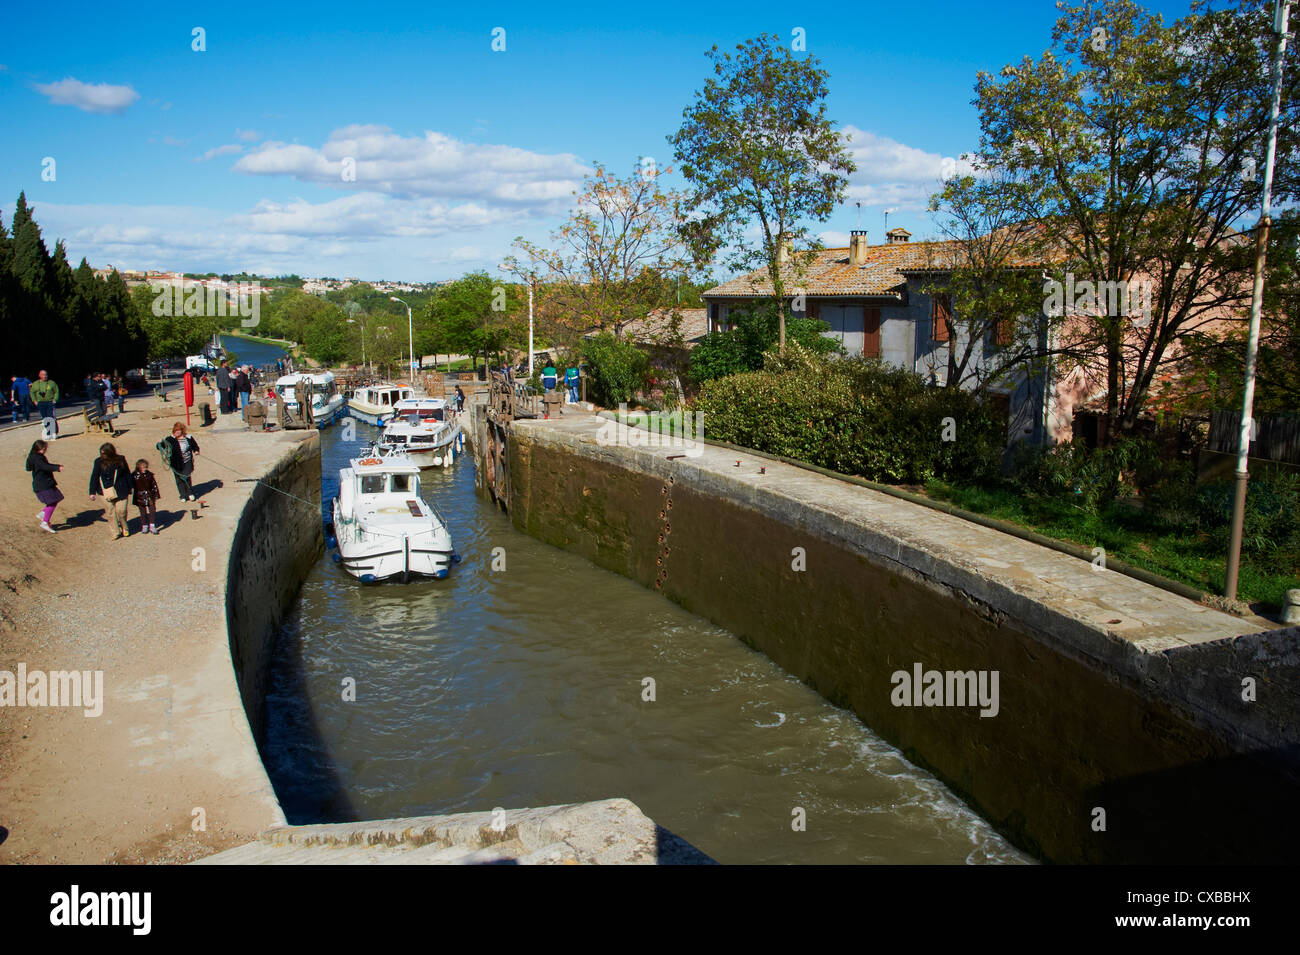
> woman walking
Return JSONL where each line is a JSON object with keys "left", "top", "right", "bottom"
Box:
{"left": 113, "top": 374, "right": 127, "bottom": 414}
{"left": 26, "top": 439, "right": 64, "bottom": 533}
{"left": 88, "top": 442, "right": 134, "bottom": 539}
{"left": 163, "top": 422, "right": 200, "bottom": 501}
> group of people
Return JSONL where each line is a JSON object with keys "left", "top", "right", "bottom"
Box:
{"left": 7, "top": 371, "right": 60, "bottom": 428}
{"left": 214, "top": 361, "right": 256, "bottom": 416}
{"left": 83, "top": 372, "right": 127, "bottom": 416}
{"left": 25, "top": 421, "right": 201, "bottom": 538}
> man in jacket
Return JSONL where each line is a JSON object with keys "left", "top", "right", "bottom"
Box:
{"left": 216, "top": 361, "right": 233, "bottom": 414}
{"left": 10, "top": 374, "right": 31, "bottom": 422}
{"left": 29, "top": 371, "right": 59, "bottom": 438}
{"left": 235, "top": 366, "right": 252, "bottom": 418}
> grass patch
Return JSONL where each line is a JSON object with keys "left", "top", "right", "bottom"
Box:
{"left": 924, "top": 479, "right": 1298, "bottom": 609}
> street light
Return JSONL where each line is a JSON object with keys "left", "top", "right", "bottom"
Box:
{"left": 498, "top": 263, "right": 535, "bottom": 376}
{"left": 1225, "top": 0, "right": 1292, "bottom": 601}
{"left": 391, "top": 296, "right": 414, "bottom": 385}
{"left": 347, "top": 318, "right": 367, "bottom": 374}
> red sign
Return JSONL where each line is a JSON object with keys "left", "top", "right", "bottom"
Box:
{"left": 183, "top": 371, "right": 194, "bottom": 426}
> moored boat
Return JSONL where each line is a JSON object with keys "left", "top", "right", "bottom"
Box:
{"left": 274, "top": 371, "right": 347, "bottom": 426}
{"left": 328, "top": 449, "right": 456, "bottom": 583}
{"left": 347, "top": 381, "right": 417, "bottom": 425}
{"left": 378, "top": 397, "right": 463, "bottom": 468}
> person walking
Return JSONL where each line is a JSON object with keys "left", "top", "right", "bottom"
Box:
{"left": 113, "top": 373, "right": 127, "bottom": 414}
{"left": 88, "top": 442, "right": 133, "bottom": 539}
{"left": 26, "top": 439, "right": 64, "bottom": 533}
{"left": 11, "top": 374, "right": 32, "bottom": 422}
{"left": 131, "top": 458, "right": 162, "bottom": 534}
{"left": 162, "top": 422, "right": 200, "bottom": 501}
{"left": 216, "top": 361, "right": 233, "bottom": 414}
{"left": 236, "top": 366, "right": 252, "bottom": 418}
{"left": 454, "top": 384, "right": 466, "bottom": 413}
{"left": 29, "top": 370, "right": 59, "bottom": 439}
{"left": 101, "top": 375, "right": 115, "bottom": 416}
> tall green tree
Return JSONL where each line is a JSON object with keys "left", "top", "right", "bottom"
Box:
{"left": 668, "top": 33, "right": 856, "bottom": 352}
{"left": 973, "top": 0, "right": 1299, "bottom": 441}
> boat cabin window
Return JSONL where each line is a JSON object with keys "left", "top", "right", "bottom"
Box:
{"left": 429, "top": 408, "right": 445, "bottom": 421}
{"left": 391, "top": 473, "right": 412, "bottom": 493}
{"left": 360, "top": 474, "right": 386, "bottom": 494}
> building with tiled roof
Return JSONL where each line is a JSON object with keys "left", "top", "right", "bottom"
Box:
{"left": 620, "top": 308, "right": 709, "bottom": 347}
{"left": 702, "top": 229, "right": 1054, "bottom": 445}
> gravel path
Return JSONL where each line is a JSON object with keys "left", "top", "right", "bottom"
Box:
{"left": 0, "top": 390, "right": 308, "bottom": 863}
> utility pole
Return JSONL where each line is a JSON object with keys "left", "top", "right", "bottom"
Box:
{"left": 1226, "top": 0, "right": 1292, "bottom": 601}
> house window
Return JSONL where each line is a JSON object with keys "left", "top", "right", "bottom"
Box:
{"left": 931, "top": 294, "right": 952, "bottom": 343}
{"left": 988, "top": 317, "right": 1015, "bottom": 350}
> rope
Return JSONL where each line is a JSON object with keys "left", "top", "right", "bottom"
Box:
{"left": 197, "top": 453, "right": 322, "bottom": 511}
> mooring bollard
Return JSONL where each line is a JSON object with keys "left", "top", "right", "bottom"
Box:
{"left": 1283, "top": 589, "right": 1300, "bottom": 625}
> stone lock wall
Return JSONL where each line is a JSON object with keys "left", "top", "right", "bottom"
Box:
{"left": 505, "top": 420, "right": 1300, "bottom": 864}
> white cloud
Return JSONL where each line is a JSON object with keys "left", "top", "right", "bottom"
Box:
{"left": 35, "top": 77, "right": 140, "bottom": 115}
{"left": 235, "top": 128, "right": 260, "bottom": 142}
{"left": 196, "top": 143, "right": 244, "bottom": 162}
{"left": 840, "top": 126, "right": 974, "bottom": 210}
{"left": 233, "top": 125, "right": 586, "bottom": 207}
{"left": 23, "top": 194, "right": 538, "bottom": 280}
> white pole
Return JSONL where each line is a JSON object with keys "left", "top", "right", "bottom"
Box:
{"left": 528, "top": 282, "right": 535, "bottom": 377}
{"left": 1225, "top": 0, "right": 1291, "bottom": 600}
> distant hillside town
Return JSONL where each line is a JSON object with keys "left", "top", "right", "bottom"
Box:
{"left": 90, "top": 267, "right": 438, "bottom": 298}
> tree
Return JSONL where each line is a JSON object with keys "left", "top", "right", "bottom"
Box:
{"left": 973, "top": 0, "right": 1300, "bottom": 441}
{"left": 423, "top": 272, "right": 522, "bottom": 369}
{"left": 924, "top": 168, "right": 1053, "bottom": 394}
{"left": 508, "top": 162, "right": 696, "bottom": 340}
{"left": 668, "top": 33, "right": 856, "bottom": 352}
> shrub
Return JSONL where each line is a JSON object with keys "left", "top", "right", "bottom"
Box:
{"left": 688, "top": 302, "right": 841, "bottom": 385}
{"left": 695, "top": 357, "right": 1003, "bottom": 484}
{"left": 581, "top": 332, "right": 650, "bottom": 406}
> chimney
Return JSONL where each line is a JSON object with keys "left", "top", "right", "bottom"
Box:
{"left": 776, "top": 234, "right": 792, "bottom": 265}
{"left": 886, "top": 227, "right": 912, "bottom": 244}
{"left": 849, "top": 229, "right": 869, "bottom": 266}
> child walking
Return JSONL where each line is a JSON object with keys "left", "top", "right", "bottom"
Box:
{"left": 26, "top": 439, "right": 64, "bottom": 533}
{"left": 132, "top": 458, "right": 162, "bottom": 534}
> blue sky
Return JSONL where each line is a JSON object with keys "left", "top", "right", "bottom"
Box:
{"left": 0, "top": 0, "right": 1198, "bottom": 282}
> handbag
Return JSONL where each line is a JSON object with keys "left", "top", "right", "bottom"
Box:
{"left": 117, "top": 387, "right": 128, "bottom": 396}
{"left": 101, "top": 469, "right": 120, "bottom": 502}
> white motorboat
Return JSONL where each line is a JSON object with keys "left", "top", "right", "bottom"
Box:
{"left": 274, "top": 371, "right": 347, "bottom": 426}
{"left": 378, "top": 398, "right": 463, "bottom": 468}
{"left": 328, "top": 449, "right": 456, "bottom": 583}
{"left": 347, "top": 381, "right": 417, "bottom": 426}
{"left": 392, "top": 396, "right": 456, "bottom": 422}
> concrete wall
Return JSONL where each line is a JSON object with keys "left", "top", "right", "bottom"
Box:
{"left": 225, "top": 431, "right": 324, "bottom": 742}
{"left": 501, "top": 415, "right": 1300, "bottom": 864}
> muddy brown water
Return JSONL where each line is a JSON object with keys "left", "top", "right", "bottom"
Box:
{"left": 260, "top": 423, "right": 1031, "bottom": 864}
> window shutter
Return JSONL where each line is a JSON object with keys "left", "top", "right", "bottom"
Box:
{"left": 996, "top": 316, "right": 1014, "bottom": 347}
{"left": 932, "top": 294, "right": 951, "bottom": 342}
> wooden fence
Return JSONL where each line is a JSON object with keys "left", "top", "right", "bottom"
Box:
{"left": 1207, "top": 411, "right": 1300, "bottom": 465}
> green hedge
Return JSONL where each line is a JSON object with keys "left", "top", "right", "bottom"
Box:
{"left": 695, "top": 356, "right": 1004, "bottom": 484}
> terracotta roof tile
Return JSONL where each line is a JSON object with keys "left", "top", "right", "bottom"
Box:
{"left": 704, "top": 232, "right": 1048, "bottom": 300}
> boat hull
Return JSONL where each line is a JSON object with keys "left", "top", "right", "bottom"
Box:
{"left": 330, "top": 499, "right": 453, "bottom": 582}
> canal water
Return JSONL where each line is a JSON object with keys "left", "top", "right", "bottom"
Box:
{"left": 260, "top": 420, "right": 1032, "bottom": 865}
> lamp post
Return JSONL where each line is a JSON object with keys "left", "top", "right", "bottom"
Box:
{"left": 347, "top": 318, "right": 367, "bottom": 374}
{"left": 498, "top": 264, "right": 535, "bottom": 376}
{"left": 391, "top": 296, "right": 414, "bottom": 385}
{"left": 1225, "top": 0, "right": 1292, "bottom": 601}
